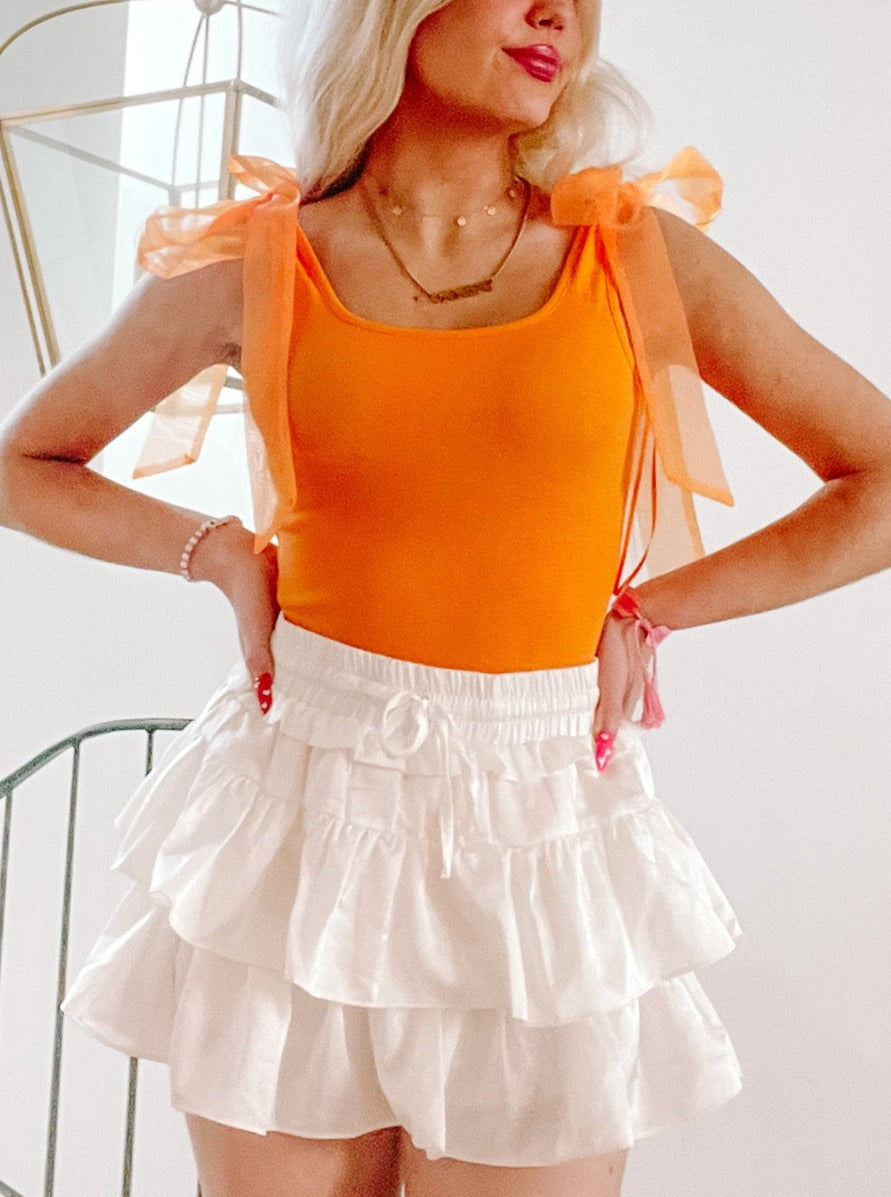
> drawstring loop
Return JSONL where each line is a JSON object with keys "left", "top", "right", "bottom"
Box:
{"left": 380, "top": 689, "right": 483, "bottom": 880}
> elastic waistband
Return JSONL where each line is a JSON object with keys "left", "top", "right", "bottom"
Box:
{"left": 269, "top": 618, "right": 600, "bottom": 878}
{"left": 271, "top": 617, "right": 599, "bottom": 721}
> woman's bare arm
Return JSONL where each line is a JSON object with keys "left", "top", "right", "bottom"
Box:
{"left": 0, "top": 257, "right": 280, "bottom": 696}
{"left": 0, "top": 257, "right": 247, "bottom": 584}
{"left": 633, "top": 208, "right": 891, "bottom": 629}
{"left": 593, "top": 210, "right": 891, "bottom": 746}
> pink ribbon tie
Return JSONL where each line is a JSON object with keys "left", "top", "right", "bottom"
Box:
{"left": 611, "top": 589, "right": 671, "bottom": 730}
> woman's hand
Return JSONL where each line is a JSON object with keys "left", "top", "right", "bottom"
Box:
{"left": 225, "top": 543, "right": 280, "bottom": 713}
{"left": 592, "top": 613, "right": 649, "bottom": 771}
{"left": 190, "top": 521, "right": 280, "bottom": 713}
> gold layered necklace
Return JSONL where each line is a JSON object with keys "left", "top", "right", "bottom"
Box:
{"left": 357, "top": 174, "right": 533, "bottom": 304}
{"left": 363, "top": 172, "right": 524, "bottom": 226}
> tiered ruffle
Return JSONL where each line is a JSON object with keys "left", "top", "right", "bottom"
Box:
{"left": 61, "top": 647, "right": 744, "bottom": 1166}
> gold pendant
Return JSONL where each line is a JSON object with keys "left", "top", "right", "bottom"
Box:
{"left": 428, "top": 278, "right": 495, "bottom": 304}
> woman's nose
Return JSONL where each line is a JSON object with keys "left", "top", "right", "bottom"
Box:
{"left": 528, "top": 2, "right": 568, "bottom": 32}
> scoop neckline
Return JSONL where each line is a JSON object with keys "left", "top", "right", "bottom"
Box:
{"left": 293, "top": 218, "right": 586, "bottom": 337}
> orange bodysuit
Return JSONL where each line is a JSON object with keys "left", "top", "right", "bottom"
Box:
{"left": 275, "top": 221, "right": 636, "bottom": 672}
{"left": 133, "top": 149, "right": 734, "bottom": 675}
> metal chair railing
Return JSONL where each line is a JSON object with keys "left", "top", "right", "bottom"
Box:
{"left": 0, "top": 719, "right": 200, "bottom": 1197}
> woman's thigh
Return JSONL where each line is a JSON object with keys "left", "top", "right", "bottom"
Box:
{"left": 184, "top": 1112, "right": 402, "bottom": 1197}
{"left": 398, "top": 1131, "right": 630, "bottom": 1197}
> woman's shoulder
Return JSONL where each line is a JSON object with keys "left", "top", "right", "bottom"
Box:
{"left": 295, "top": 185, "right": 383, "bottom": 302}
{"left": 296, "top": 186, "right": 359, "bottom": 255}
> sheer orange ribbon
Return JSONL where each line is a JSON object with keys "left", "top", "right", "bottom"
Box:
{"left": 134, "top": 155, "right": 302, "bottom": 551}
{"left": 551, "top": 145, "right": 733, "bottom": 588}
{"left": 133, "top": 147, "right": 733, "bottom": 573}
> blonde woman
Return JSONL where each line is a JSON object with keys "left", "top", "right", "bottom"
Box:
{"left": 2, "top": 1, "right": 891, "bottom": 1194}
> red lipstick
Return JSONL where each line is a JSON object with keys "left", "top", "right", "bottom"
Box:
{"left": 504, "top": 44, "right": 563, "bottom": 83}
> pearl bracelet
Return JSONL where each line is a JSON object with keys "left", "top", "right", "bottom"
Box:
{"left": 180, "top": 515, "right": 241, "bottom": 582}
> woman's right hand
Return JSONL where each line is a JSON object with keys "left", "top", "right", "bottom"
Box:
{"left": 190, "top": 520, "right": 280, "bottom": 713}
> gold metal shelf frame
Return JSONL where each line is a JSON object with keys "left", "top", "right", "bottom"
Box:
{"left": 0, "top": 0, "right": 284, "bottom": 415}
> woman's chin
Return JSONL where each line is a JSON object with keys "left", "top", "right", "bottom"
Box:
{"left": 472, "top": 100, "right": 559, "bottom": 138}
{"left": 495, "top": 93, "right": 563, "bottom": 136}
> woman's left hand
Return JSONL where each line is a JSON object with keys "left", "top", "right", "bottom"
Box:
{"left": 592, "top": 612, "right": 651, "bottom": 771}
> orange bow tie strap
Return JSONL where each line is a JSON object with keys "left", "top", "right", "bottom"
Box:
{"left": 551, "top": 145, "right": 734, "bottom": 587}
{"left": 133, "top": 155, "right": 302, "bottom": 552}
{"left": 131, "top": 147, "right": 732, "bottom": 576}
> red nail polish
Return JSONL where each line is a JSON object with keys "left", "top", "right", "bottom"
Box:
{"left": 595, "top": 731, "right": 616, "bottom": 773}
{"left": 256, "top": 672, "right": 273, "bottom": 715}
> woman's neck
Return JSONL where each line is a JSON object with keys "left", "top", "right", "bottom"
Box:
{"left": 362, "top": 105, "right": 518, "bottom": 221}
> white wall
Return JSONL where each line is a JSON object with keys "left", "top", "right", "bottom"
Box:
{"left": 603, "top": 3, "right": 891, "bottom": 1195}
{"left": 1, "top": 1, "right": 889, "bottom": 1195}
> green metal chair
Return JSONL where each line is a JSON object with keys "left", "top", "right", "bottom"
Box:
{"left": 0, "top": 719, "right": 201, "bottom": 1197}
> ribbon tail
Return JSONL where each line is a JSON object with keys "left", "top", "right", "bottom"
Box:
{"left": 132, "top": 362, "right": 229, "bottom": 477}
{"left": 436, "top": 721, "right": 456, "bottom": 880}
{"left": 436, "top": 716, "right": 488, "bottom": 880}
{"left": 603, "top": 209, "right": 733, "bottom": 585}
{"left": 640, "top": 667, "right": 666, "bottom": 730}
{"left": 241, "top": 193, "right": 300, "bottom": 552}
{"left": 552, "top": 147, "right": 734, "bottom": 587}
{"left": 463, "top": 761, "right": 488, "bottom": 841}
{"left": 128, "top": 155, "right": 301, "bottom": 521}
{"left": 439, "top": 778, "right": 455, "bottom": 880}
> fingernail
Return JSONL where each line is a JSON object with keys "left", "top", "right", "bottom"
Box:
{"left": 256, "top": 672, "right": 273, "bottom": 715}
{"left": 594, "top": 731, "right": 616, "bottom": 773}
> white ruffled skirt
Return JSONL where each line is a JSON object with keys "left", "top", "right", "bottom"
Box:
{"left": 60, "top": 615, "right": 743, "bottom": 1167}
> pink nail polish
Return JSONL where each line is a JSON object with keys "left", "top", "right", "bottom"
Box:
{"left": 595, "top": 731, "right": 616, "bottom": 773}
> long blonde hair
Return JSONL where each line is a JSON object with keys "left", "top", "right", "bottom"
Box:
{"left": 276, "top": 0, "right": 651, "bottom": 199}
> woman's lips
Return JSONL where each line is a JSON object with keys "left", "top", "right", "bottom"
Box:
{"left": 503, "top": 45, "right": 562, "bottom": 83}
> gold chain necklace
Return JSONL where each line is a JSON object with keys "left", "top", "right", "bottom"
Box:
{"left": 363, "top": 173, "right": 523, "bottom": 227}
{"left": 357, "top": 175, "right": 533, "bottom": 305}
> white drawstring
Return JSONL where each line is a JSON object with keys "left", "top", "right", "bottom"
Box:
{"left": 379, "top": 689, "right": 483, "bottom": 880}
